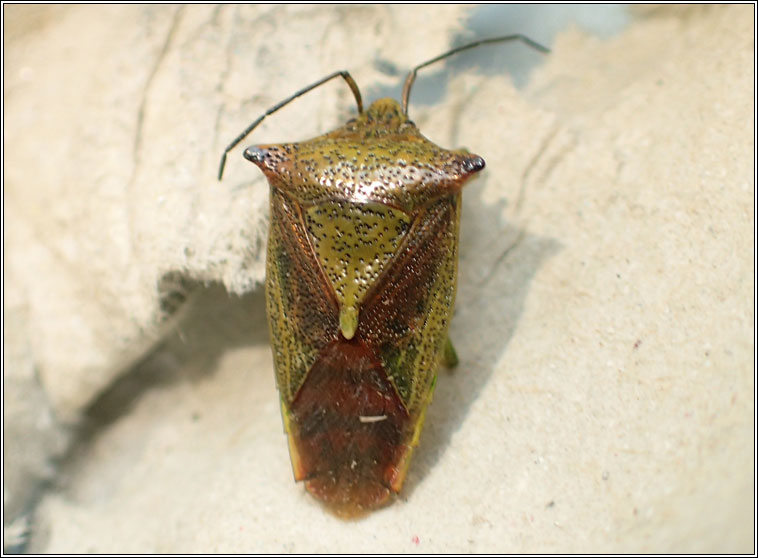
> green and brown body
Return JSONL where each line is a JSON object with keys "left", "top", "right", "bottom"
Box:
{"left": 246, "top": 98, "right": 484, "bottom": 516}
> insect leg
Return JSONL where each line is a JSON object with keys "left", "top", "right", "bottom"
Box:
{"left": 401, "top": 34, "right": 550, "bottom": 116}
{"left": 218, "top": 70, "right": 363, "bottom": 180}
{"left": 442, "top": 336, "right": 459, "bottom": 368}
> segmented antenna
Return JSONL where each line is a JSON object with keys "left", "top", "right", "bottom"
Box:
{"left": 218, "top": 35, "right": 549, "bottom": 180}
{"left": 401, "top": 34, "right": 550, "bottom": 115}
{"left": 218, "top": 71, "right": 362, "bottom": 180}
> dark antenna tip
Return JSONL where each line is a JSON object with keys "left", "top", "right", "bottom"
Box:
{"left": 218, "top": 153, "right": 227, "bottom": 181}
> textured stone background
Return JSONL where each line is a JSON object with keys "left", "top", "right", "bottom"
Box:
{"left": 3, "top": 4, "right": 754, "bottom": 552}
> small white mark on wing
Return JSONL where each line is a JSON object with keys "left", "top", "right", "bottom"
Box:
{"left": 359, "top": 415, "right": 388, "bottom": 423}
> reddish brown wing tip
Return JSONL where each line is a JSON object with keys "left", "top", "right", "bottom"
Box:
{"left": 305, "top": 476, "right": 394, "bottom": 519}
{"left": 288, "top": 342, "right": 412, "bottom": 517}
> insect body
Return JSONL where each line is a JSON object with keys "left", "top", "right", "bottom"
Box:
{"left": 220, "top": 35, "right": 548, "bottom": 517}
{"left": 250, "top": 99, "right": 480, "bottom": 515}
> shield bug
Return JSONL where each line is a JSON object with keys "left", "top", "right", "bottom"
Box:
{"left": 219, "top": 35, "right": 548, "bottom": 516}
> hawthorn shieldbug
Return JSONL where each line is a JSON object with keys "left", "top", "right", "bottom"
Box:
{"left": 219, "top": 35, "right": 548, "bottom": 516}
